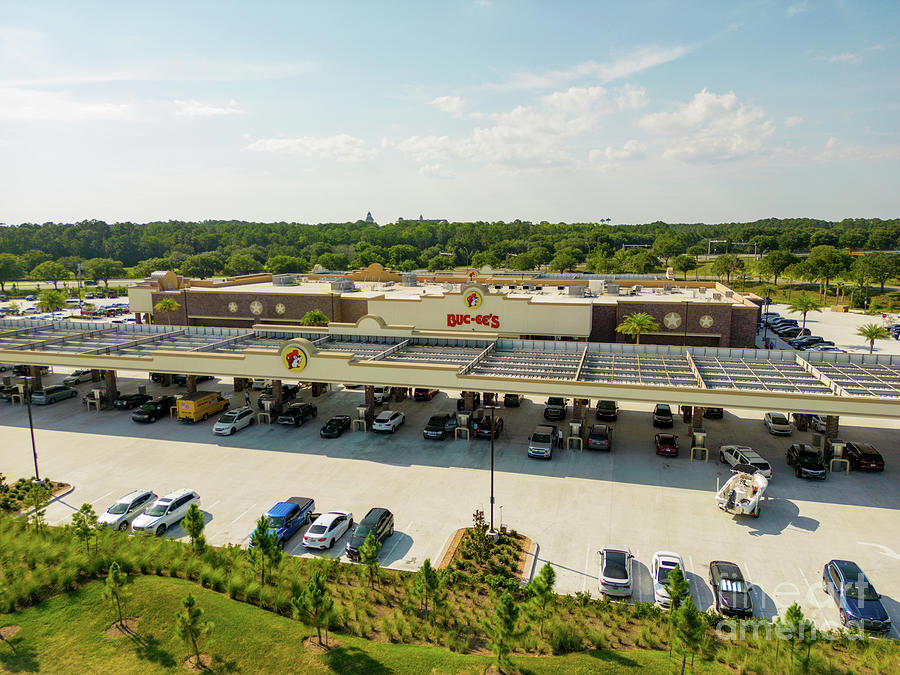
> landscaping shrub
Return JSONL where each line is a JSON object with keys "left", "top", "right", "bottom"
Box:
{"left": 548, "top": 620, "right": 584, "bottom": 655}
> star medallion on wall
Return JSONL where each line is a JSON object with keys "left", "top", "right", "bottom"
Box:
{"left": 249, "top": 300, "right": 263, "bottom": 315}
{"left": 228, "top": 302, "right": 238, "bottom": 313}
{"left": 699, "top": 314, "right": 714, "bottom": 328}
{"left": 663, "top": 312, "right": 682, "bottom": 329}
{"left": 275, "top": 303, "right": 286, "bottom": 315}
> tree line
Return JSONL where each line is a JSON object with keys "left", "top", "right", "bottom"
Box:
{"left": 0, "top": 217, "right": 898, "bottom": 287}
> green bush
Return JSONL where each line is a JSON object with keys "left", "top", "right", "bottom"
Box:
{"left": 244, "top": 581, "right": 261, "bottom": 605}
{"left": 227, "top": 573, "right": 246, "bottom": 600}
{"left": 548, "top": 620, "right": 585, "bottom": 655}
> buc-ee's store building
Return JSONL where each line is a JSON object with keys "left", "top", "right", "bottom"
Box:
{"left": 130, "top": 269, "right": 760, "bottom": 348}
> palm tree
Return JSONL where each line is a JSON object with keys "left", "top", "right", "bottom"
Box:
{"left": 36, "top": 289, "right": 67, "bottom": 313}
{"left": 615, "top": 312, "right": 660, "bottom": 345}
{"left": 787, "top": 293, "right": 822, "bottom": 331}
{"left": 857, "top": 323, "right": 890, "bottom": 354}
{"left": 153, "top": 297, "right": 181, "bottom": 325}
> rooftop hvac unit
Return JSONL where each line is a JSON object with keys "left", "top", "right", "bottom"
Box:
{"left": 568, "top": 284, "right": 586, "bottom": 296}
{"left": 606, "top": 283, "right": 619, "bottom": 295}
{"left": 330, "top": 279, "right": 357, "bottom": 292}
{"left": 698, "top": 286, "right": 707, "bottom": 295}
{"left": 663, "top": 283, "right": 673, "bottom": 292}
{"left": 589, "top": 279, "right": 605, "bottom": 293}
{"left": 401, "top": 273, "right": 418, "bottom": 286}
{"left": 712, "top": 292, "right": 723, "bottom": 301}
{"left": 272, "top": 274, "right": 299, "bottom": 286}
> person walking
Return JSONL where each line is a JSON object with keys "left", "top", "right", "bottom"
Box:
{"left": 244, "top": 389, "right": 251, "bottom": 407}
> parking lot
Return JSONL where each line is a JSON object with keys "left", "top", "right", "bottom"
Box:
{"left": 1, "top": 363, "right": 899, "bottom": 638}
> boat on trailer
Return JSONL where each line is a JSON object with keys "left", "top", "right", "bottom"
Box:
{"left": 716, "top": 463, "right": 767, "bottom": 518}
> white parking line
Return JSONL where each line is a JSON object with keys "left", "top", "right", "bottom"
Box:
{"left": 206, "top": 499, "right": 221, "bottom": 510}
{"left": 582, "top": 543, "right": 592, "bottom": 593}
{"left": 90, "top": 490, "right": 114, "bottom": 506}
{"left": 230, "top": 504, "right": 258, "bottom": 524}
{"left": 380, "top": 520, "right": 412, "bottom": 561}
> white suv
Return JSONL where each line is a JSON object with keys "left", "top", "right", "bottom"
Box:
{"left": 763, "top": 412, "right": 792, "bottom": 435}
{"left": 97, "top": 490, "right": 157, "bottom": 530}
{"left": 213, "top": 406, "right": 255, "bottom": 435}
{"left": 719, "top": 445, "right": 773, "bottom": 479}
{"left": 131, "top": 489, "right": 200, "bottom": 536}
{"left": 372, "top": 410, "right": 405, "bottom": 433}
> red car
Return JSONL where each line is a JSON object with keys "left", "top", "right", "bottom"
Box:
{"left": 655, "top": 433, "right": 678, "bottom": 456}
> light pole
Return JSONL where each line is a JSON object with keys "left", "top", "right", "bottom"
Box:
{"left": 488, "top": 404, "right": 497, "bottom": 533}
{"left": 24, "top": 376, "right": 40, "bottom": 480}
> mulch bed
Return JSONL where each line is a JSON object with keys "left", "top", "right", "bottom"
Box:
{"left": 0, "top": 625, "right": 21, "bottom": 640}
{"left": 182, "top": 654, "right": 211, "bottom": 671}
{"left": 105, "top": 618, "right": 138, "bottom": 638}
{"left": 513, "top": 534, "right": 534, "bottom": 580}
{"left": 303, "top": 635, "right": 339, "bottom": 653}
{"left": 436, "top": 528, "right": 467, "bottom": 570}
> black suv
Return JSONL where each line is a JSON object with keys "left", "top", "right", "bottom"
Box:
{"left": 586, "top": 424, "right": 612, "bottom": 451}
{"left": 786, "top": 444, "right": 827, "bottom": 479}
{"left": 475, "top": 415, "right": 504, "bottom": 439}
{"left": 131, "top": 395, "right": 177, "bottom": 423}
{"left": 276, "top": 402, "right": 318, "bottom": 426}
{"left": 709, "top": 561, "right": 753, "bottom": 617}
{"left": 413, "top": 388, "right": 439, "bottom": 401}
{"left": 258, "top": 383, "right": 300, "bottom": 408}
{"left": 503, "top": 393, "right": 523, "bottom": 407}
{"left": 113, "top": 393, "right": 153, "bottom": 410}
{"left": 423, "top": 413, "right": 458, "bottom": 440}
{"left": 543, "top": 397, "right": 567, "bottom": 420}
{"left": 346, "top": 508, "right": 394, "bottom": 560}
{"left": 457, "top": 391, "right": 481, "bottom": 410}
{"left": 652, "top": 403, "right": 674, "bottom": 427}
{"left": 172, "top": 374, "right": 214, "bottom": 386}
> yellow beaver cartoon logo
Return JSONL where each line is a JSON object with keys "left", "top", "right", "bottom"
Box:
{"left": 464, "top": 288, "right": 483, "bottom": 309}
{"left": 280, "top": 343, "right": 308, "bottom": 372}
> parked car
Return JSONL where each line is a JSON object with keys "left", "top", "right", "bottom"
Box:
{"left": 257, "top": 383, "right": 300, "bottom": 408}
{"left": 456, "top": 391, "right": 481, "bottom": 410}
{"left": 250, "top": 498, "right": 315, "bottom": 549}
{"left": 276, "top": 402, "right": 318, "bottom": 426}
{"left": 843, "top": 442, "right": 885, "bottom": 472}
{"left": 31, "top": 384, "right": 78, "bottom": 405}
{"left": 764, "top": 412, "right": 792, "bottom": 435}
{"left": 652, "top": 403, "right": 673, "bottom": 427}
{"left": 97, "top": 490, "right": 157, "bottom": 531}
{"left": 598, "top": 547, "right": 634, "bottom": 597}
{"left": 595, "top": 400, "right": 619, "bottom": 421}
{"left": 503, "top": 393, "right": 523, "bottom": 407}
{"left": 786, "top": 443, "right": 827, "bottom": 479}
{"left": 24, "top": 294, "right": 36, "bottom": 301}
{"left": 84, "top": 292, "right": 95, "bottom": 299}
{"left": 543, "top": 396, "right": 567, "bottom": 420}
{"left": 527, "top": 424, "right": 557, "bottom": 460}
{"left": 372, "top": 386, "right": 389, "bottom": 405}
{"left": 212, "top": 406, "right": 255, "bottom": 435}
{"left": 586, "top": 424, "right": 612, "bottom": 451}
{"left": 709, "top": 561, "right": 753, "bottom": 617}
{"left": 822, "top": 560, "right": 892, "bottom": 632}
{"left": 131, "top": 395, "right": 177, "bottom": 423}
{"left": 655, "top": 433, "right": 678, "bottom": 456}
{"left": 250, "top": 378, "right": 269, "bottom": 390}
{"left": 652, "top": 551, "right": 685, "bottom": 608}
{"left": 423, "top": 412, "right": 458, "bottom": 440}
{"left": 475, "top": 415, "right": 504, "bottom": 439}
{"left": 303, "top": 511, "right": 354, "bottom": 550}
{"left": 82, "top": 388, "right": 120, "bottom": 407}
{"left": 719, "top": 445, "right": 773, "bottom": 479}
{"left": 172, "top": 374, "right": 214, "bottom": 386}
{"left": 113, "top": 392, "right": 153, "bottom": 410}
{"left": 809, "top": 414, "right": 828, "bottom": 433}
{"left": 131, "top": 489, "right": 200, "bottom": 536}
{"left": 346, "top": 508, "right": 394, "bottom": 560}
{"left": 62, "top": 369, "right": 93, "bottom": 386}
{"left": 703, "top": 407, "right": 724, "bottom": 419}
{"left": 320, "top": 415, "right": 351, "bottom": 438}
{"left": 779, "top": 327, "right": 811, "bottom": 339}
{"left": 372, "top": 410, "right": 405, "bottom": 433}
{"left": 413, "top": 388, "right": 438, "bottom": 401}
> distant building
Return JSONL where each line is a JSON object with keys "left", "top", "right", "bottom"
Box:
{"left": 365, "top": 211, "right": 374, "bottom": 223}
{"left": 397, "top": 215, "right": 449, "bottom": 225}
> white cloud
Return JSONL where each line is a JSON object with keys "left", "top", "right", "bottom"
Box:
{"left": 395, "top": 85, "right": 636, "bottom": 169}
{"left": 173, "top": 98, "right": 244, "bottom": 117}
{"left": 475, "top": 0, "right": 493, "bottom": 6}
{"left": 784, "top": 115, "right": 803, "bottom": 128}
{"left": 636, "top": 89, "right": 774, "bottom": 162}
{"left": 787, "top": 2, "right": 807, "bottom": 17}
{"left": 245, "top": 133, "right": 376, "bottom": 162}
{"left": 825, "top": 136, "right": 838, "bottom": 149}
{"left": 822, "top": 52, "right": 863, "bottom": 64}
{"left": 484, "top": 46, "right": 688, "bottom": 92}
{"left": 590, "top": 140, "right": 647, "bottom": 163}
{"left": 0, "top": 86, "right": 132, "bottom": 121}
{"left": 429, "top": 95, "right": 464, "bottom": 117}
{"left": 419, "top": 163, "right": 455, "bottom": 179}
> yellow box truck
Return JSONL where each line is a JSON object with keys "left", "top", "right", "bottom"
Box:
{"left": 177, "top": 391, "right": 229, "bottom": 423}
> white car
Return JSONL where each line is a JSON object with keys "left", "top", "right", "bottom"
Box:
{"left": 373, "top": 386, "right": 389, "bottom": 404}
{"left": 213, "top": 406, "right": 255, "bottom": 435}
{"left": 302, "top": 510, "right": 354, "bottom": 549}
{"left": 372, "top": 410, "right": 405, "bottom": 433}
{"left": 131, "top": 489, "right": 200, "bottom": 536}
{"left": 719, "top": 445, "right": 773, "bottom": 479}
{"left": 763, "top": 412, "right": 792, "bottom": 436}
{"left": 97, "top": 490, "right": 157, "bottom": 530}
{"left": 63, "top": 369, "right": 93, "bottom": 386}
{"left": 652, "top": 551, "right": 686, "bottom": 608}
{"left": 251, "top": 378, "right": 269, "bottom": 390}
{"left": 808, "top": 414, "right": 827, "bottom": 433}
{"left": 598, "top": 547, "right": 634, "bottom": 597}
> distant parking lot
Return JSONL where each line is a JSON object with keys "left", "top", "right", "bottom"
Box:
{"left": 766, "top": 303, "right": 900, "bottom": 355}
{"left": 2, "top": 366, "right": 898, "bottom": 637}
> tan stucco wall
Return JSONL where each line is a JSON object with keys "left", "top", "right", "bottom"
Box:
{"left": 366, "top": 289, "right": 592, "bottom": 338}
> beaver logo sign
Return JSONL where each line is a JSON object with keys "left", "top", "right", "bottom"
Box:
{"left": 280, "top": 342, "right": 308, "bottom": 372}
{"left": 464, "top": 288, "right": 483, "bottom": 310}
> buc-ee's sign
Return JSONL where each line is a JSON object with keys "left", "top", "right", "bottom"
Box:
{"left": 446, "top": 287, "right": 500, "bottom": 329}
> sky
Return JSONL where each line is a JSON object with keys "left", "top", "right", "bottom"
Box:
{"left": 0, "top": 1, "right": 898, "bottom": 226}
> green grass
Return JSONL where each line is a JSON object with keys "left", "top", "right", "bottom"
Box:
{"left": 0, "top": 576, "right": 717, "bottom": 674}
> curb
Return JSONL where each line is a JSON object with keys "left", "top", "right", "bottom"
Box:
{"left": 15, "top": 483, "right": 74, "bottom": 520}
{"left": 521, "top": 541, "right": 539, "bottom": 585}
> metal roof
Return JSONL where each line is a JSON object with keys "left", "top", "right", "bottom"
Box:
{"left": 2, "top": 318, "right": 900, "bottom": 415}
